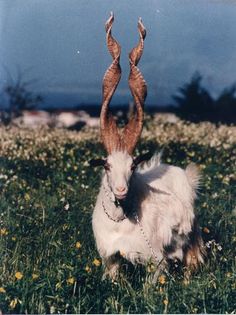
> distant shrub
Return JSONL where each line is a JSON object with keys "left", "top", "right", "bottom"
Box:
{"left": 1, "top": 74, "right": 43, "bottom": 124}
{"left": 215, "top": 84, "right": 236, "bottom": 117}
{"left": 173, "top": 72, "right": 236, "bottom": 123}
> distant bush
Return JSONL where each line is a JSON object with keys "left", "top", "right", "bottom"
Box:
{"left": 173, "top": 72, "right": 236, "bottom": 123}
{"left": 1, "top": 74, "right": 43, "bottom": 124}
{"left": 215, "top": 84, "right": 236, "bottom": 118}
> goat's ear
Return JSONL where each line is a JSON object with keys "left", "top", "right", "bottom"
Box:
{"left": 89, "top": 158, "right": 106, "bottom": 167}
{"left": 133, "top": 152, "right": 153, "bottom": 166}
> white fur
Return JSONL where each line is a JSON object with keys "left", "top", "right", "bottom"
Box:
{"left": 92, "top": 151, "right": 199, "bottom": 278}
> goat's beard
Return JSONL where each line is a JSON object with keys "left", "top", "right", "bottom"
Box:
{"left": 115, "top": 183, "right": 135, "bottom": 215}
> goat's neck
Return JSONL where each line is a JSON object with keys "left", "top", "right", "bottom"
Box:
{"left": 101, "top": 174, "right": 134, "bottom": 221}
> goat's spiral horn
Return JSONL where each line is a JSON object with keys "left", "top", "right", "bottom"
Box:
{"left": 122, "top": 17, "right": 147, "bottom": 154}
{"left": 100, "top": 12, "right": 122, "bottom": 154}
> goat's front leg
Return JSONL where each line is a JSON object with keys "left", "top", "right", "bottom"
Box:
{"left": 102, "top": 253, "right": 121, "bottom": 281}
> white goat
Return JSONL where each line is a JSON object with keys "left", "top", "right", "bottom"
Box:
{"left": 91, "top": 13, "right": 205, "bottom": 280}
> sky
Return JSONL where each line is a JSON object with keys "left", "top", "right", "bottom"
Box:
{"left": 0, "top": 0, "right": 236, "bottom": 108}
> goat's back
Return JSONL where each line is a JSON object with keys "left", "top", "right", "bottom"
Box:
{"left": 138, "top": 162, "right": 199, "bottom": 203}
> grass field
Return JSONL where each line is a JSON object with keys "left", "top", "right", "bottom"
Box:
{"left": 0, "top": 117, "right": 235, "bottom": 314}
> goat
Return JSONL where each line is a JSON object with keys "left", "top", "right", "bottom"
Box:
{"left": 91, "top": 13, "right": 205, "bottom": 280}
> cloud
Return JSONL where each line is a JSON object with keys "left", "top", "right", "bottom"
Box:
{"left": 1, "top": 0, "right": 236, "bottom": 107}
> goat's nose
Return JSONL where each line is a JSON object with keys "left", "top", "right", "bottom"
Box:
{"left": 116, "top": 186, "right": 126, "bottom": 193}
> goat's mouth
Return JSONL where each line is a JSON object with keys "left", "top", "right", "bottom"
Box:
{"left": 114, "top": 193, "right": 127, "bottom": 200}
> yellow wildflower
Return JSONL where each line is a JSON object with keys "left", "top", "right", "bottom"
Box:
{"left": 9, "top": 298, "right": 18, "bottom": 309}
{"left": 75, "top": 241, "right": 81, "bottom": 249}
{"left": 147, "top": 263, "right": 155, "bottom": 273}
{"left": 183, "top": 278, "right": 190, "bottom": 286}
{"left": 0, "top": 287, "right": 6, "bottom": 293}
{"left": 0, "top": 228, "right": 8, "bottom": 236}
{"left": 15, "top": 271, "right": 23, "bottom": 280}
{"left": 163, "top": 299, "right": 168, "bottom": 306}
{"left": 159, "top": 274, "right": 166, "bottom": 285}
{"left": 188, "top": 151, "right": 195, "bottom": 157}
{"left": 12, "top": 236, "right": 16, "bottom": 241}
{"left": 32, "top": 273, "right": 39, "bottom": 280}
{"left": 93, "top": 259, "right": 101, "bottom": 267}
{"left": 24, "top": 193, "right": 30, "bottom": 201}
{"left": 85, "top": 265, "right": 92, "bottom": 273}
{"left": 67, "top": 277, "right": 75, "bottom": 285}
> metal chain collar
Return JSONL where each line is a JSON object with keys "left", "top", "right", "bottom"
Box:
{"left": 102, "top": 179, "right": 127, "bottom": 222}
{"left": 134, "top": 212, "right": 160, "bottom": 263}
{"left": 102, "top": 181, "right": 160, "bottom": 262}
{"left": 102, "top": 200, "right": 127, "bottom": 222}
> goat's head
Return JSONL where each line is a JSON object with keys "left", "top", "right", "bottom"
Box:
{"left": 90, "top": 13, "right": 149, "bottom": 200}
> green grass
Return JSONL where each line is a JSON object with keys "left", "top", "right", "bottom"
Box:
{"left": 0, "top": 120, "right": 235, "bottom": 314}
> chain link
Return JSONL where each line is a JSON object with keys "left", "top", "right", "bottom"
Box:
{"left": 102, "top": 181, "right": 160, "bottom": 262}
{"left": 134, "top": 212, "right": 160, "bottom": 263}
{"left": 102, "top": 201, "right": 127, "bottom": 222}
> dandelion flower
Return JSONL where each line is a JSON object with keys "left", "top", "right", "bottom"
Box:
{"left": 9, "top": 298, "right": 18, "bottom": 309}
{"left": 93, "top": 259, "right": 101, "bottom": 267}
{"left": 183, "top": 278, "right": 190, "bottom": 286}
{"left": 0, "top": 287, "right": 6, "bottom": 293}
{"left": 188, "top": 151, "right": 195, "bottom": 157}
{"left": 0, "top": 228, "right": 8, "bottom": 236}
{"left": 159, "top": 274, "right": 166, "bottom": 285}
{"left": 15, "top": 271, "right": 23, "bottom": 280}
{"left": 24, "top": 193, "right": 30, "bottom": 201}
{"left": 67, "top": 277, "right": 75, "bottom": 285}
{"left": 163, "top": 299, "right": 168, "bottom": 306}
{"left": 32, "top": 273, "right": 39, "bottom": 280}
{"left": 76, "top": 241, "right": 81, "bottom": 249}
{"left": 85, "top": 265, "right": 91, "bottom": 273}
{"left": 147, "top": 263, "right": 155, "bottom": 273}
{"left": 12, "top": 236, "right": 16, "bottom": 241}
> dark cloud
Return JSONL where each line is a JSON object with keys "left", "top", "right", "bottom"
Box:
{"left": 0, "top": 0, "right": 236, "bottom": 107}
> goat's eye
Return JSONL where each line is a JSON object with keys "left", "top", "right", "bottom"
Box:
{"left": 104, "top": 163, "right": 111, "bottom": 171}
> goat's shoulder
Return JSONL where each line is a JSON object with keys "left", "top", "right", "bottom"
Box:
{"left": 138, "top": 162, "right": 199, "bottom": 204}
{"left": 137, "top": 162, "right": 186, "bottom": 184}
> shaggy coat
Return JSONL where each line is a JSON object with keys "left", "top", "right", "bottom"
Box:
{"left": 92, "top": 152, "right": 204, "bottom": 278}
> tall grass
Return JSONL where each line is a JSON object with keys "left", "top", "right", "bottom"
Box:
{"left": 0, "top": 119, "right": 235, "bottom": 313}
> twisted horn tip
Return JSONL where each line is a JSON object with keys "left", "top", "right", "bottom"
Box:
{"left": 138, "top": 18, "right": 146, "bottom": 39}
{"left": 105, "top": 12, "right": 114, "bottom": 31}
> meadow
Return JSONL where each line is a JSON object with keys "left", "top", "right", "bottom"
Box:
{"left": 0, "top": 116, "right": 235, "bottom": 314}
